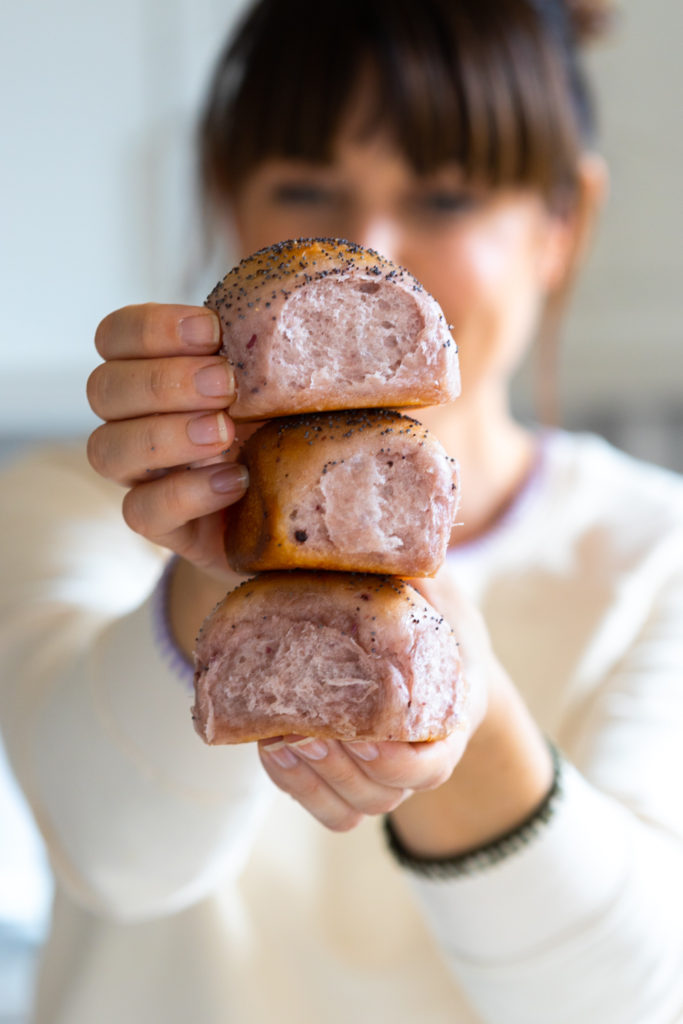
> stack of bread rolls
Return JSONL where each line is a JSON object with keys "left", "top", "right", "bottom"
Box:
{"left": 192, "top": 238, "right": 464, "bottom": 744}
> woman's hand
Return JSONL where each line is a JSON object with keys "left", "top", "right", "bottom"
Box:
{"left": 258, "top": 729, "right": 474, "bottom": 833}
{"left": 87, "top": 303, "right": 249, "bottom": 581}
{"left": 258, "top": 569, "right": 491, "bottom": 832}
{"left": 259, "top": 567, "right": 553, "bottom": 851}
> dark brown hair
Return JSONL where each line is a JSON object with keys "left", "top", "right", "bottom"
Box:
{"left": 199, "top": 0, "right": 611, "bottom": 209}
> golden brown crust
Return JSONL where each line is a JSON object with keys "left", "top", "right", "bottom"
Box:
{"left": 195, "top": 241, "right": 463, "bottom": 745}
{"left": 206, "top": 237, "right": 428, "bottom": 315}
{"left": 224, "top": 409, "right": 459, "bottom": 576}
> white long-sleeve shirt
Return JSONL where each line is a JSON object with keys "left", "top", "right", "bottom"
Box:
{"left": 1, "top": 430, "right": 682, "bottom": 1024}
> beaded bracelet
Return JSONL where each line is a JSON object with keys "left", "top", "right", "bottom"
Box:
{"left": 383, "top": 741, "right": 564, "bottom": 879}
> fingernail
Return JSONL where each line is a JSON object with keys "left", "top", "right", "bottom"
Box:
{"left": 178, "top": 313, "right": 220, "bottom": 348}
{"left": 194, "top": 361, "right": 235, "bottom": 398}
{"left": 263, "top": 743, "right": 298, "bottom": 770}
{"left": 187, "top": 411, "right": 231, "bottom": 445}
{"left": 347, "top": 741, "right": 379, "bottom": 761}
{"left": 209, "top": 464, "right": 249, "bottom": 496}
{"left": 288, "top": 737, "right": 328, "bottom": 760}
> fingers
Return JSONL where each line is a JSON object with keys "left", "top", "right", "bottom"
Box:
{"left": 121, "top": 462, "right": 249, "bottom": 545}
{"left": 87, "top": 356, "right": 234, "bottom": 421}
{"left": 87, "top": 409, "right": 239, "bottom": 485}
{"left": 259, "top": 743, "right": 364, "bottom": 833}
{"left": 258, "top": 732, "right": 468, "bottom": 832}
{"left": 95, "top": 304, "right": 220, "bottom": 360}
{"left": 88, "top": 305, "right": 241, "bottom": 486}
{"left": 259, "top": 738, "right": 408, "bottom": 831}
{"left": 88, "top": 303, "right": 250, "bottom": 577}
{"left": 345, "top": 732, "right": 470, "bottom": 791}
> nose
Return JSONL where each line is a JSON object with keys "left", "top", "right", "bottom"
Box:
{"left": 351, "top": 215, "right": 402, "bottom": 265}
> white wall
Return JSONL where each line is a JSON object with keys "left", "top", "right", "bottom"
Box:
{"left": 529, "top": 0, "right": 683, "bottom": 418}
{"left": 0, "top": 0, "right": 248, "bottom": 436}
{"left": 1, "top": 0, "right": 681, "bottom": 438}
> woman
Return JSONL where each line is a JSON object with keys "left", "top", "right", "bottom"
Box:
{"left": 2, "top": 1, "right": 683, "bottom": 1021}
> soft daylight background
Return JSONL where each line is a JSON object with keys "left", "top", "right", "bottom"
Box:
{"left": 0, "top": 1, "right": 681, "bottom": 1020}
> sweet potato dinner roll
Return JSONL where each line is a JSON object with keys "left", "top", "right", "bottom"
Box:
{"left": 224, "top": 410, "right": 460, "bottom": 576}
{"left": 192, "top": 571, "right": 462, "bottom": 744}
{"left": 205, "top": 238, "right": 460, "bottom": 420}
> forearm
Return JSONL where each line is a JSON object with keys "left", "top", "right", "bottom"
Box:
{"left": 22, "top": 593, "right": 271, "bottom": 921}
{"left": 2, "top": 586, "right": 272, "bottom": 923}
{"left": 386, "top": 670, "right": 683, "bottom": 1023}
{"left": 391, "top": 761, "right": 683, "bottom": 1024}
{"left": 389, "top": 662, "right": 553, "bottom": 858}
{"left": 169, "top": 555, "right": 236, "bottom": 659}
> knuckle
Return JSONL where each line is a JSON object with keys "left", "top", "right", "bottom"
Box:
{"left": 270, "top": 769, "right": 311, "bottom": 801}
{"left": 385, "top": 790, "right": 410, "bottom": 812}
{"left": 86, "top": 364, "right": 108, "bottom": 415}
{"left": 415, "top": 764, "right": 452, "bottom": 792}
{"left": 295, "top": 771, "right": 325, "bottom": 803}
{"left": 326, "top": 762, "right": 358, "bottom": 790}
{"left": 86, "top": 426, "right": 109, "bottom": 476}
{"left": 362, "top": 791, "right": 404, "bottom": 816}
{"left": 121, "top": 487, "right": 150, "bottom": 537}
{"left": 161, "top": 470, "right": 190, "bottom": 524}
{"left": 377, "top": 763, "right": 410, "bottom": 789}
{"left": 136, "top": 415, "right": 165, "bottom": 464}
{"left": 326, "top": 810, "right": 363, "bottom": 833}
{"left": 145, "top": 362, "right": 169, "bottom": 403}
{"left": 368, "top": 790, "right": 405, "bottom": 815}
{"left": 94, "top": 312, "right": 115, "bottom": 357}
{"left": 138, "top": 303, "right": 164, "bottom": 355}
{"left": 434, "top": 764, "right": 455, "bottom": 788}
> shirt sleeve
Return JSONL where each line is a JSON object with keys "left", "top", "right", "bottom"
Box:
{"left": 0, "top": 448, "right": 273, "bottom": 923}
{"left": 402, "top": 555, "right": 683, "bottom": 1024}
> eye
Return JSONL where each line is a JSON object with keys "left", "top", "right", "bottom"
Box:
{"left": 271, "top": 183, "right": 337, "bottom": 206}
{"left": 417, "top": 190, "right": 478, "bottom": 215}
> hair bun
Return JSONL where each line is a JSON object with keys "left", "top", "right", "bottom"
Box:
{"left": 565, "top": 0, "right": 617, "bottom": 44}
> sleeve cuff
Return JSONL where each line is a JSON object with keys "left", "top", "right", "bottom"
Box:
{"left": 150, "top": 554, "right": 195, "bottom": 692}
{"left": 384, "top": 741, "right": 564, "bottom": 879}
{"left": 402, "top": 760, "right": 631, "bottom": 962}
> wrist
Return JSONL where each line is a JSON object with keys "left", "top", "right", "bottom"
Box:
{"left": 389, "top": 663, "right": 554, "bottom": 859}
{"left": 168, "top": 557, "right": 235, "bottom": 659}
{"left": 385, "top": 740, "right": 563, "bottom": 877}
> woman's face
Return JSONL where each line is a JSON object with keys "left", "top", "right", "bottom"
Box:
{"left": 229, "top": 130, "right": 570, "bottom": 407}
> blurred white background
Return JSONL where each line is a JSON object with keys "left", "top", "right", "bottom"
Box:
{"left": 523, "top": 0, "right": 683, "bottom": 468}
{"left": 0, "top": 0, "right": 250, "bottom": 442}
{"left": 0, "top": 1, "right": 681, "bottom": 1020}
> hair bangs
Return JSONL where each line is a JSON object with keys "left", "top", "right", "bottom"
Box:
{"left": 201, "top": 1, "right": 370, "bottom": 196}
{"left": 201, "top": 0, "right": 586, "bottom": 207}
{"left": 363, "top": 2, "right": 582, "bottom": 201}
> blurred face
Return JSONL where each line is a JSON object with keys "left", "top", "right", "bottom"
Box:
{"left": 229, "top": 131, "right": 570, "bottom": 408}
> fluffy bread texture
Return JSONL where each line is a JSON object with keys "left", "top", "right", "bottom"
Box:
{"left": 224, "top": 409, "right": 460, "bottom": 576}
{"left": 205, "top": 238, "right": 460, "bottom": 421}
{"left": 193, "top": 572, "right": 463, "bottom": 744}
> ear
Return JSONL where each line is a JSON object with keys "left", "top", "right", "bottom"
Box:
{"left": 543, "top": 152, "right": 610, "bottom": 292}
{"left": 567, "top": 151, "right": 609, "bottom": 273}
{"left": 534, "top": 155, "right": 609, "bottom": 426}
